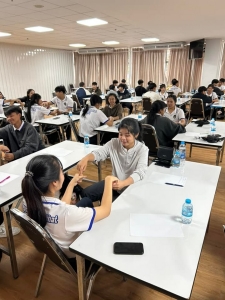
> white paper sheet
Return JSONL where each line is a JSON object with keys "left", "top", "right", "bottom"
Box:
{"left": 148, "top": 172, "right": 187, "bottom": 187}
{"left": 0, "top": 172, "right": 19, "bottom": 186}
{"left": 46, "top": 148, "right": 73, "bottom": 157}
{"left": 130, "top": 214, "right": 184, "bottom": 238}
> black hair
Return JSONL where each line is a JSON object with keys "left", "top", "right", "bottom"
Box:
{"left": 207, "top": 84, "right": 213, "bottom": 88}
{"left": 79, "top": 82, "right": 85, "bottom": 87}
{"left": 138, "top": 79, "right": 144, "bottom": 85}
{"left": 27, "top": 93, "right": 42, "bottom": 123}
{"left": 149, "top": 83, "right": 157, "bottom": 90}
{"left": 198, "top": 86, "right": 207, "bottom": 93}
{"left": 22, "top": 155, "right": 63, "bottom": 228}
{"left": 82, "top": 94, "right": 102, "bottom": 117}
{"left": 158, "top": 84, "right": 166, "bottom": 92}
{"left": 172, "top": 78, "right": 178, "bottom": 85}
{"left": 118, "top": 117, "right": 143, "bottom": 142}
{"left": 121, "top": 79, "right": 126, "bottom": 83}
{"left": 147, "top": 100, "right": 167, "bottom": 125}
{"left": 55, "top": 85, "right": 67, "bottom": 94}
{"left": 92, "top": 82, "right": 97, "bottom": 86}
{"left": 106, "top": 93, "right": 119, "bottom": 105}
{"left": 118, "top": 83, "right": 126, "bottom": 90}
{"left": 109, "top": 84, "right": 115, "bottom": 90}
{"left": 219, "top": 78, "right": 225, "bottom": 83}
{"left": 167, "top": 94, "right": 177, "bottom": 103}
{"left": 5, "top": 106, "right": 22, "bottom": 117}
{"left": 27, "top": 89, "right": 34, "bottom": 99}
{"left": 211, "top": 79, "right": 219, "bottom": 84}
{"left": 113, "top": 80, "right": 118, "bottom": 84}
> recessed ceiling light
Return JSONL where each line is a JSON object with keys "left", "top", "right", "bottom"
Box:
{"left": 102, "top": 41, "right": 120, "bottom": 45}
{"left": 69, "top": 44, "right": 86, "bottom": 47}
{"left": 25, "top": 26, "right": 54, "bottom": 33}
{"left": 77, "top": 18, "right": 108, "bottom": 27}
{"left": 141, "top": 38, "right": 160, "bottom": 42}
{"left": 0, "top": 32, "right": 11, "bottom": 37}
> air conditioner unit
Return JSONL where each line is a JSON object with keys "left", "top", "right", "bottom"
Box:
{"left": 144, "top": 42, "right": 185, "bottom": 50}
{"left": 78, "top": 47, "right": 114, "bottom": 54}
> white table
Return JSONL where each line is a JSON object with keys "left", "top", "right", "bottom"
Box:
{"left": 173, "top": 122, "right": 225, "bottom": 165}
{"left": 176, "top": 98, "right": 191, "bottom": 107}
{"left": 182, "top": 92, "right": 193, "bottom": 97}
{"left": 94, "top": 114, "right": 147, "bottom": 144}
{"left": 0, "top": 113, "right": 6, "bottom": 119}
{"left": 35, "top": 114, "right": 80, "bottom": 141}
{"left": 120, "top": 97, "right": 142, "bottom": 103}
{"left": 0, "top": 141, "right": 101, "bottom": 279}
{"left": 70, "top": 161, "right": 221, "bottom": 300}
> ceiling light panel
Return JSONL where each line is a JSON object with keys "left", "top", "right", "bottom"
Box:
{"left": 77, "top": 18, "right": 108, "bottom": 27}
{"left": 141, "top": 38, "right": 160, "bottom": 42}
{"left": 25, "top": 26, "right": 54, "bottom": 32}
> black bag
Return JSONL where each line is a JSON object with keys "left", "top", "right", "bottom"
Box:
{"left": 154, "top": 146, "right": 174, "bottom": 168}
{"left": 202, "top": 134, "right": 224, "bottom": 143}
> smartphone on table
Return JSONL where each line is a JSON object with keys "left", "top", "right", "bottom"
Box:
{"left": 113, "top": 242, "right": 144, "bottom": 255}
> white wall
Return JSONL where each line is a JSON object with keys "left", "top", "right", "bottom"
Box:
{"left": 201, "top": 39, "right": 224, "bottom": 86}
{"left": 0, "top": 43, "right": 74, "bottom": 101}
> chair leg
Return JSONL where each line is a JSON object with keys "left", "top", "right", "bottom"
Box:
{"left": 35, "top": 254, "right": 47, "bottom": 297}
{"left": 220, "top": 144, "right": 225, "bottom": 163}
{"left": 189, "top": 144, "right": 193, "bottom": 157}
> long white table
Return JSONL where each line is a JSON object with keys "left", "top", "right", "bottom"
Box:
{"left": 0, "top": 141, "right": 101, "bottom": 279}
{"left": 119, "top": 97, "right": 142, "bottom": 103}
{"left": 173, "top": 121, "right": 225, "bottom": 165}
{"left": 70, "top": 161, "right": 221, "bottom": 300}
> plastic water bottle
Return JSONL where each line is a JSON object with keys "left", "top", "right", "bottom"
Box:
{"left": 177, "top": 97, "right": 180, "bottom": 103}
{"left": 179, "top": 141, "right": 186, "bottom": 165}
{"left": 68, "top": 111, "right": 73, "bottom": 118}
{"left": 220, "top": 95, "right": 224, "bottom": 100}
{"left": 84, "top": 135, "right": 89, "bottom": 148}
{"left": 172, "top": 150, "right": 180, "bottom": 168}
{"left": 210, "top": 118, "right": 216, "bottom": 135}
{"left": 182, "top": 199, "right": 193, "bottom": 224}
{"left": 138, "top": 112, "right": 142, "bottom": 121}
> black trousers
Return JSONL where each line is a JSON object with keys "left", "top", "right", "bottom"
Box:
{"left": 83, "top": 180, "right": 120, "bottom": 202}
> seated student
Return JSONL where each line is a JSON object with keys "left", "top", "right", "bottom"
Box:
{"left": 206, "top": 84, "right": 219, "bottom": 102}
{"left": 135, "top": 79, "right": 147, "bottom": 96}
{"left": 90, "top": 82, "right": 102, "bottom": 96}
{"left": 109, "top": 80, "right": 119, "bottom": 91}
{"left": 164, "top": 95, "right": 186, "bottom": 126}
{"left": 142, "top": 83, "right": 161, "bottom": 102}
{"left": 158, "top": 84, "right": 168, "bottom": 100}
{"left": 211, "top": 79, "right": 224, "bottom": 97}
{"left": 77, "top": 118, "right": 149, "bottom": 202}
{"left": 22, "top": 154, "right": 118, "bottom": 259}
{"left": 121, "top": 79, "right": 128, "bottom": 89}
{"left": 170, "top": 79, "right": 182, "bottom": 96}
{"left": 117, "top": 83, "right": 132, "bottom": 114}
{"left": 147, "top": 100, "right": 186, "bottom": 147}
{"left": 0, "top": 106, "right": 44, "bottom": 162}
{"left": 218, "top": 78, "right": 225, "bottom": 92}
{"left": 79, "top": 94, "right": 114, "bottom": 145}
{"left": 146, "top": 80, "right": 153, "bottom": 91}
{"left": 75, "top": 82, "right": 91, "bottom": 106}
{"left": 103, "top": 93, "right": 123, "bottom": 121}
{"left": 192, "top": 86, "right": 213, "bottom": 117}
{"left": 10, "top": 89, "right": 35, "bottom": 108}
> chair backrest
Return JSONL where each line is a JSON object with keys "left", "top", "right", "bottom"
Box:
{"left": 190, "top": 98, "right": 205, "bottom": 118}
{"left": 69, "top": 84, "right": 74, "bottom": 89}
{"left": 68, "top": 117, "right": 79, "bottom": 141}
{"left": 142, "top": 98, "right": 152, "bottom": 112}
{"left": 72, "top": 94, "right": 81, "bottom": 109}
{"left": 142, "top": 124, "right": 159, "bottom": 156}
{"left": 10, "top": 208, "right": 77, "bottom": 276}
{"left": 23, "top": 110, "right": 30, "bottom": 123}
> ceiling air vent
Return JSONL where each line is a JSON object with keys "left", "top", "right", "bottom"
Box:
{"left": 144, "top": 42, "right": 185, "bottom": 50}
{"left": 78, "top": 47, "right": 114, "bottom": 54}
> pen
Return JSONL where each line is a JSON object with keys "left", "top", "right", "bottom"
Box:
{"left": 0, "top": 176, "right": 10, "bottom": 184}
{"left": 165, "top": 182, "right": 183, "bottom": 187}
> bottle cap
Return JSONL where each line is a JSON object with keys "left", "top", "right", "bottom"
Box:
{"left": 181, "top": 141, "right": 185, "bottom": 145}
{"left": 185, "top": 199, "right": 191, "bottom": 204}
{"left": 175, "top": 150, "right": 180, "bottom": 154}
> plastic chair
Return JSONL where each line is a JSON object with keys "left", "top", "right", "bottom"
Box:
{"left": 10, "top": 208, "right": 101, "bottom": 299}
{"left": 142, "top": 124, "right": 159, "bottom": 164}
{"left": 188, "top": 98, "right": 205, "bottom": 120}
{"left": 142, "top": 98, "right": 152, "bottom": 114}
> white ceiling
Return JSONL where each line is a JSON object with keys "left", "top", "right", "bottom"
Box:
{"left": 0, "top": 0, "right": 224, "bottom": 50}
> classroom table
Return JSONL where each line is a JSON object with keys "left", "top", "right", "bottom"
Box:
{"left": 119, "top": 97, "right": 142, "bottom": 103}
{"left": 69, "top": 161, "right": 221, "bottom": 300}
{"left": 0, "top": 114, "right": 6, "bottom": 119}
{"left": 94, "top": 114, "right": 147, "bottom": 145}
{"left": 176, "top": 98, "right": 191, "bottom": 107}
{"left": 0, "top": 141, "right": 101, "bottom": 279}
{"left": 35, "top": 114, "right": 80, "bottom": 141}
{"left": 173, "top": 121, "right": 225, "bottom": 165}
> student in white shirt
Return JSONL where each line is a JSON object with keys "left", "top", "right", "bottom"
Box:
{"left": 22, "top": 154, "right": 118, "bottom": 259}
{"left": 142, "top": 83, "right": 161, "bottom": 102}
{"left": 219, "top": 78, "right": 225, "bottom": 92}
{"left": 77, "top": 118, "right": 149, "bottom": 202}
{"left": 164, "top": 95, "right": 186, "bottom": 126}
{"left": 158, "top": 84, "right": 168, "bottom": 101}
{"left": 206, "top": 84, "right": 218, "bottom": 103}
{"left": 79, "top": 94, "right": 114, "bottom": 145}
{"left": 170, "top": 79, "right": 182, "bottom": 96}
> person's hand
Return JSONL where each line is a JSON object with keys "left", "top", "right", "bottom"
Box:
{"left": 52, "top": 110, "right": 57, "bottom": 116}
{"left": 70, "top": 174, "right": 86, "bottom": 186}
{"left": 77, "top": 159, "right": 88, "bottom": 175}
{"left": 4, "top": 153, "right": 14, "bottom": 161}
{"left": 0, "top": 145, "right": 10, "bottom": 152}
{"left": 112, "top": 179, "right": 125, "bottom": 191}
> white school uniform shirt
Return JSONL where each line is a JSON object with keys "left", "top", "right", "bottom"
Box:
{"left": 142, "top": 91, "right": 161, "bottom": 102}
{"left": 23, "top": 197, "right": 95, "bottom": 258}
{"left": 31, "top": 104, "right": 51, "bottom": 126}
{"left": 164, "top": 107, "right": 185, "bottom": 123}
{"left": 159, "top": 92, "right": 168, "bottom": 100}
{"left": 79, "top": 106, "right": 108, "bottom": 137}
{"left": 219, "top": 85, "right": 225, "bottom": 91}
{"left": 170, "top": 85, "right": 181, "bottom": 96}
{"left": 0, "top": 99, "right": 4, "bottom": 114}
{"left": 205, "top": 92, "right": 218, "bottom": 106}
{"left": 51, "top": 95, "right": 73, "bottom": 112}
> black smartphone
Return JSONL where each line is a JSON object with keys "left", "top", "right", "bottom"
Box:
{"left": 113, "top": 242, "right": 144, "bottom": 255}
{"left": 53, "top": 117, "right": 60, "bottom": 119}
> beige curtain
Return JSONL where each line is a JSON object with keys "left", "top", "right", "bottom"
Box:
{"left": 99, "top": 49, "right": 128, "bottom": 92}
{"left": 131, "top": 48, "right": 166, "bottom": 88}
{"left": 190, "top": 58, "right": 203, "bottom": 90}
{"left": 167, "top": 47, "right": 192, "bottom": 92}
{"left": 220, "top": 45, "right": 225, "bottom": 78}
{"left": 74, "top": 52, "right": 100, "bottom": 88}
